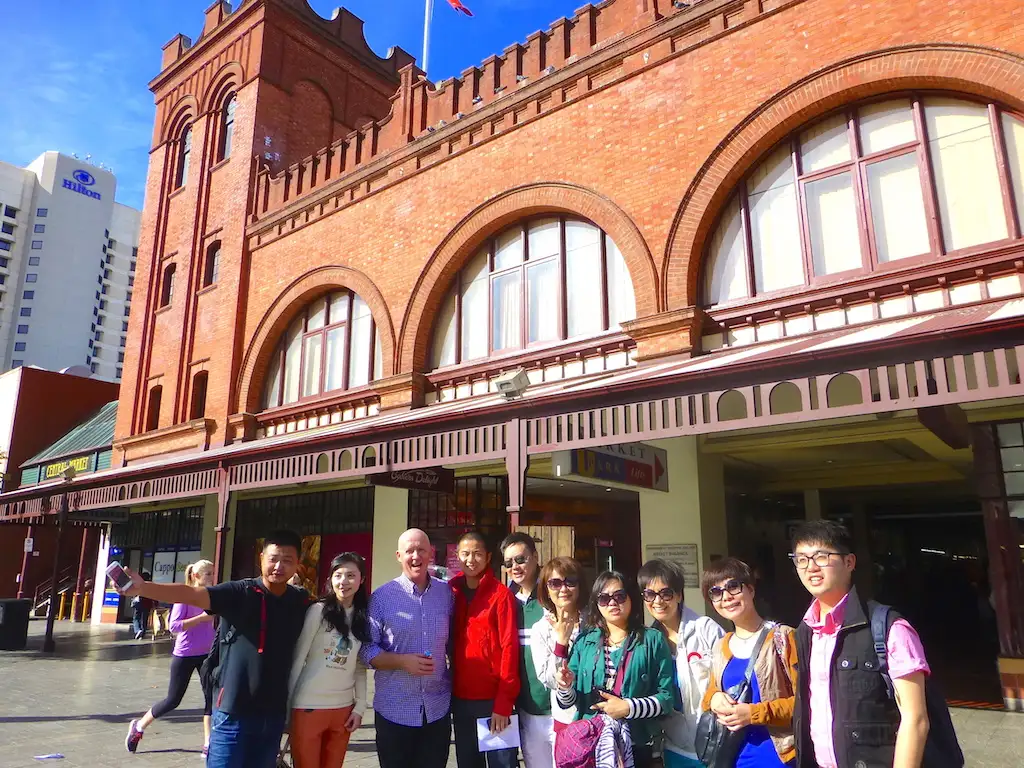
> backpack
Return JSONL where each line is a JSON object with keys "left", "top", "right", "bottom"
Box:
{"left": 199, "top": 584, "right": 268, "bottom": 696}
{"left": 868, "top": 603, "right": 964, "bottom": 768}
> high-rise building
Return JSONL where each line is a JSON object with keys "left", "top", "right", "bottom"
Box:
{"left": 0, "top": 152, "right": 139, "bottom": 381}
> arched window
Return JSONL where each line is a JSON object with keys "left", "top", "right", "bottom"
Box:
{"left": 204, "top": 241, "right": 220, "bottom": 287}
{"left": 160, "top": 263, "right": 176, "bottom": 307}
{"left": 431, "top": 217, "right": 636, "bottom": 368}
{"left": 219, "top": 95, "right": 237, "bottom": 161}
{"left": 262, "top": 290, "right": 383, "bottom": 409}
{"left": 703, "top": 96, "right": 1024, "bottom": 306}
{"left": 190, "top": 371, "right": 208, "bottom": 420}
{"left": 175, "top": 125, "right": 192, "bottom": 189}
{"left": 146, "top": 386, "right": 162, "bottom": 431}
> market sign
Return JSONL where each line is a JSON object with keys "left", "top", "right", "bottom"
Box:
{"left": 369, "top": 467, "right": 455, "bottom": 494}
{"left": 553, "top": 442, "right": 669, "bottom": 492}
{"left": 45, "top": 455, "right": 92, "bottom": 479}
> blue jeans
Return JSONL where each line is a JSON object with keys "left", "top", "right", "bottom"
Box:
{"left": 131, "top": 606, "right": 149, "bottom": 636}
{"left": 206, "top": 710, "right": 287, "bottom": 768}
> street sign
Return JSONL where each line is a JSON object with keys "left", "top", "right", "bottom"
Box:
{"left": 553, "top": 442, "right": 669, "bottom": 492}
{"left": 23, "top": 538, "right": 33, "bottom": 553}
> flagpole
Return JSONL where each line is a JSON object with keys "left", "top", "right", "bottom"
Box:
{"left": 422, "top": 0, "right": 434, "bottom": 76}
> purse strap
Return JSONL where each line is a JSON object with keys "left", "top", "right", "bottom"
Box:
{"left": 737, "top": 626, "right": 771, "bottom": 703}
{"left": 605, "top": 634, "right": 636, "bottom": 696}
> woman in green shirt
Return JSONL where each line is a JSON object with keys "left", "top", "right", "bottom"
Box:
{"left": 554, "top": 570, "right": 679, "bottom": 767}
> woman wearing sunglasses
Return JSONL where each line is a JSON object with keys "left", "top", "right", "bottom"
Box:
{"left": 638, "top": 559, "right": 724, "bottom": 768}
{"left": 554, "top": 571, "right": 678, "bottom": 767}
{"left": 530, "top": 557, "right": 591, "bottom": 757}
{"left": 700, "top": 558, "right": 798, "bottom": 767}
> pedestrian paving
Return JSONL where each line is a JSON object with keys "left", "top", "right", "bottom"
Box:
{"left": 0, "top": 621, "right": 1021, "bottom": 768}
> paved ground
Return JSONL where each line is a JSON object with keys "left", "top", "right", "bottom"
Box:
{"left": 1, "top": 622, "right": 1022, "bottom": 767}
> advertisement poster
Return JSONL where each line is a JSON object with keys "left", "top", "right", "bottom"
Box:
{"left": 445, "top": 543, "right": 463, "bottom": 580}
{"left": 152, "top": 551, "right": 178, "bottom": 584}
{"left": 256, "top": 536, "right": 321, "bottom": 598}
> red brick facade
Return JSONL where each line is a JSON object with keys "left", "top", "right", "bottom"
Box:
{"left": 113, "top": 0, "right": 1024, "bottom": 462}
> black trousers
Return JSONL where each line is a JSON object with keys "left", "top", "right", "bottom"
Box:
{"left": 451, "top": 698, "right": 518, "bottom": 768}
{"left": 375, "top": 710, "right": 452, "bottom": 768}
{"left": 151, "top": 654, "right": 212, "bottom": 719}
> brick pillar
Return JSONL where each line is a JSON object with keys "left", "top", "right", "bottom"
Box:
{"left": 971, "top": 422, "right": 1024, "bottom": 712}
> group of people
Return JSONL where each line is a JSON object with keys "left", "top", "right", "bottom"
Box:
{"left": 116, "top": 518, "right": 945, "bottom": 768}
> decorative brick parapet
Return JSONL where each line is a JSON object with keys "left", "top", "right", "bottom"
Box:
{"left": 371, "top": 372, "right": 428, "bottom": 412}
{"left": 114, "top": 418, "right": 214, "bottom": 465}
{"left": 621, "top": 307, "right": 709, "bottom": 362}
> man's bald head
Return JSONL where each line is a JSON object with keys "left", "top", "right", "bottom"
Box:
{"left": 396, "top": 528, "right": 432, "bottom": 587}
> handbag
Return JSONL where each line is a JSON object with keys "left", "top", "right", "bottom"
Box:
{"left": 694, "top": 627, "right": 770, "bottom": 768}
{"left": 276, "top": 736, "right": 293, "bottom": 768}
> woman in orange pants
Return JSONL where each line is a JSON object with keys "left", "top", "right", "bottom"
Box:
{"left": 287, "top": 553, "right": 369, "bottom": 767}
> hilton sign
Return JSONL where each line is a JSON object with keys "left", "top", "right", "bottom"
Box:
{"left": 62, "top": 169, "right": 102, "bottom": 201}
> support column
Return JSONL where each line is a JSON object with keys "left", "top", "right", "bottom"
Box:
{"left": 71, "top": 527, "right": 90, "bottom": 621}
{"left": 505, "top": 418, "right": 528, "bottom": 530}
{"left": 16, "top": 523, "right": 34, "bottom": 599}
{"left": 213, "top": 467, "right": 231, "bottom": 583}
{"left": 639, "top": 436, "right": 728, "bottom": 613}
{"left": 371, "top": 486, "right": 409, "bottom": 591}
{"left": 92, "top": 524, "right": 111, "bottom": 625}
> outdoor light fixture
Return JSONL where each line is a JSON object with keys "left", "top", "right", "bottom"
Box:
{"left": 494, "top": 368, "right": 529, "bottom": 400}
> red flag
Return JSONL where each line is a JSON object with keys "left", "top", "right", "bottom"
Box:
{"left": 446, "top": 0, "right": 473, "bottom": 16}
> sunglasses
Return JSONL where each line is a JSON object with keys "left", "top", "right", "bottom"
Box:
{"left": 641, "top": 587, "right": 677, "bottom": 603}
{"left": 596, "top": 589, "right": 629, "bottom": 607}
{"left": 547, "top": 577, "right": 579, "bottom": 591}
{"left": 503, "top": 554, "right": 531, "bottom": 569}
{"left": 707, "top": 579, "right": 745, "bottom": 603}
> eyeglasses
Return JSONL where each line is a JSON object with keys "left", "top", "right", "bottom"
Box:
{"left": 503, "top": 554, "right": 531, "bottom": 569}
{"left": 707, "top": 579, "right": 745, "bottom": 603}
{"left": 641, "top": 588, "right": 677, "bottom": 603}
{"left": 547, "top": 577, "right": 579, "bottom": 591}
{"left": 789, "top": 551, "right": 846, "bottom": 570}
{"left": 596, "top": 589, "right": 629, "bottom": 607}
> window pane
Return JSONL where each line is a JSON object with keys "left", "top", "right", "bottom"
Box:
{"left": 805, "top": 172, "right": 863, "bottom": 276}
{"left": 858, "top": 100, "right": 916, "bottom": 155}
{"left": 605, "top": 239, "right": 636, "bottom": 329}
{"left": 528, "top": 218, "right": 561, "bottom": 260}
{"left": 492, "top": 271, "right": 522, "bottom": 351}
{"left": 329, "top": 293, "right": 350, "bottom": 325}
{"left": 349, "top": 297, "right": 373, "bottom": 387}
{"left": 800, "top": 113, "right": 852, "bottom": 173}
{"left": 1002, "top": 112, "right": 1024, "bottom": 235}
{"left": 307, "top": 296, "right": 327, "bottom": 330}
{"left": 301, "top": 335, "right": 322, "bottom": 397}
{"left": 494, "top": 227, "right": 523, "bottom": 271}
{"left": 748, "top": 146, "right": 804, "bottom": 293}
{"left": 925, "top": 98, "right": 1008, "bottom": 251}
{"left": 866, "top": 153, "right": 931, "bottom": 263}
{"left": 432, "top": 290, "right": 457, "bottom": 367}
{"left": 264, "top": 350, "right": 282, "bottom": 408}
{"left": 528, "top": 260, "right": 560, "bottom": 342}
{"left": 373, "top": 334, "right": 382, "bottom": 381}
{"left": 566, "top": 233, "right": 602, "bottom": 338}
{"left": 461, "top": 250, "right": 489, "bottom": 361}
{"left": 325, "top": 326, "right": 347, "bottom": 392}
{"left": 283, "top": 316, "right": 302, "bottom": 404}
{"left": 705, "top": 195, "right": 749, "bottom": 304}
{"left": 565, "top": 220, "right": 601, "bottom": 254}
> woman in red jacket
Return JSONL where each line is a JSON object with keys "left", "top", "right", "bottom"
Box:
{"left": 450, "top": 531, "right": 521, "bottom": 768}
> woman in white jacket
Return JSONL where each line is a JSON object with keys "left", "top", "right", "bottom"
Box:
{"left": 529, "top": 556, "right": 591, "bottom": 761}
{"left": 638, "top": 559, "right": 724, "bottom": 768}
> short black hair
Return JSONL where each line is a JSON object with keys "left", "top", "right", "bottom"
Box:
{"left": 700, "top": 557, "right": 754, "bottom": 597}
{"left": 790, "top": 520, "right": 853, "bottom": 555}
{"left": 499, "top": 531, "right": 536, "bottom": 556}
{"left": 264, "top": 529, "right": 302, "bottom": 555}
{"left": 638, "top": 559, "right": 685, "bottom": 594}
{"left": 586, "top": 570, "right": 645, "bottom": 637}
{"left": 457, "top": 530, "right": 488, "bottom": 550}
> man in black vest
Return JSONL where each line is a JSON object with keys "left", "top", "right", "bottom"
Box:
{"left": 790, "top": 520, "right": 930, "bottom": 768}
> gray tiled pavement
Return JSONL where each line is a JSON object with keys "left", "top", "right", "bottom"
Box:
{"left": 0, "top": 621, "right": 1022, "bottom": 767}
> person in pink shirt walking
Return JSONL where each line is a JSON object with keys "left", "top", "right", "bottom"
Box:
{"left": 789, "top": 521, "right": 933, "bottom": 768}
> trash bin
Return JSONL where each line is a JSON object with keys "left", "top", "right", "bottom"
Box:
{"left": 0, "top": 599, "right": 32, "bottom": 651}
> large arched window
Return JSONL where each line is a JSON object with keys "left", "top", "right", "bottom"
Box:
{"left": 431, "top": 217, "right": 636, "bottom": 368}
{"left": 175, "top": 125, "right": 192, "bottom": 189}
{"left": 219, "top": 94, "right": 237, "bottom": 162}
{"left": 262, "top": 291, "right": 382, "bottom": 409}
{"left": 704, "top": 96, "right": 1024, "bottom": 306}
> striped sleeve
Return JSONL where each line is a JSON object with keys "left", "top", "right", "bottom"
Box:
{"left": 557, "top": 687, "right": 577, "bottom": 709}
{"left": 625, "top": 695, "right": 664, "bottom": 719}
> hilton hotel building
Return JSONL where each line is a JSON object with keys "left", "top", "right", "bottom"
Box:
{"left": 0, "top": 152, "right": 140, "bottom": 382}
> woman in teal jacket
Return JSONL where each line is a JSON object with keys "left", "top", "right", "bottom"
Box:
{"left": 555, "top": 570, "right": 679, "bottom": 767}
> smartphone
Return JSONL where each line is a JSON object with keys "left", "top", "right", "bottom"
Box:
{"left": 106, "top": 561, "right": 135, "bottom": 592}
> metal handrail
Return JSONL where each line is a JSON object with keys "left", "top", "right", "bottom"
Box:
{"left": 33, "top": 565, "right": 78, "bottom": 611}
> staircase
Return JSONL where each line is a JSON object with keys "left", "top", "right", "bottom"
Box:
{"left": 32, "top": 566, "right": 78, "bottom": 618}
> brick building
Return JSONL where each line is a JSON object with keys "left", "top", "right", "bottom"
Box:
{"left": 2, "top": 0, "right": 1024, "bottom": 709}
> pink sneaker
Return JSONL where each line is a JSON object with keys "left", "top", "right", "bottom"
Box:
{"left": 125, "top": 719, "right": 144, "bottom": 753}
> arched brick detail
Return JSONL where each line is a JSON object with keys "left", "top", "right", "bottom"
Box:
{"left": 160, "top": 95, "right": 199, "bottom": 145}
{"left": 399, "top": 182, "right": 659, "bottom": 371}
{"left": 663, "top": 44, "right": 1024, "bottom": 310}
{"left": 201, "top": 61, "right": 245, "bottom": 113}
{"left": 236, "top": 266, "right": 396, "bottom": 413}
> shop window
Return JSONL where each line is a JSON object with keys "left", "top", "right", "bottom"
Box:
{"left": 190, "top": 371, "right": 208, "bottom": 420}
{"left": 160, "top": 263, "right": 176, "bottom": 307}
{"left": 219, "top": 94, "right": 237, "bottom": 161}
{"left": 262, "top": 290, "right": 382, "bottom": 409}
{"left": 175, "top": 125, "right": 192, "bottom": 189}
{"left": 203, "top": 241, "right": 220, "bottom": 287}
{"left": 703, "top": 96, "right": 1024, "bottom": 307}
{"left": 431, "top": 217, "right": 636, "bottom": 369}
{"left": 146, "top": 385, "right": 162, "bottom": 431}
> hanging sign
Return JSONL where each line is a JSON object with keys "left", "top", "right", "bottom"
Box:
{"left": 554, "top": 442, "right": 669, "bottom": 492}
{"left": 369, "top": 467, "right": 455, "bottom": 494}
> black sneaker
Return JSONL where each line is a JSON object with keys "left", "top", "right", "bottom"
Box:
{"left": 125, "top": 719, "right": 143, "bottom": 753}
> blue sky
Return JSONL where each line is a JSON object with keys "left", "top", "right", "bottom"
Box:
{"left": 1, "top": 0, "right": 583, "bottom": 210}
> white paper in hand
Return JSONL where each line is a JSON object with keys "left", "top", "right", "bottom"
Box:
{"left": 476, "top": 715, "right": 521, "bottom": 752}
